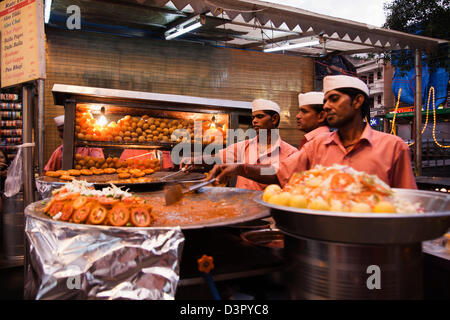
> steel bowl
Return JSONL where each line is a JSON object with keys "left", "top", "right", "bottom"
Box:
{"left": 254, "top": 188, "right": 450, "bottom": 244}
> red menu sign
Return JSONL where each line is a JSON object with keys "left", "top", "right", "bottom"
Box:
{"left": 0, "top": 0, "right": 45, "bottom": 88}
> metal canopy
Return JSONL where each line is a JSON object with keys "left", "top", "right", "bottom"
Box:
{"left": 47, "top": 0, "right": 448, "bottom": 56}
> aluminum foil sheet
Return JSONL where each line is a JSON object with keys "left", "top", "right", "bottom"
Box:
{"left": 24, "top": 215, "right": 184, "bottom": 300}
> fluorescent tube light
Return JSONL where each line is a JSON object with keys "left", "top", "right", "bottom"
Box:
{"left": 264, "top": 40, "right": 320, "bottom": 53}
{"left": 44, "top": 0, "right": 52, "bottom": 24}
{"left": 165, "top": 21, "right": 203, "bottom": 40}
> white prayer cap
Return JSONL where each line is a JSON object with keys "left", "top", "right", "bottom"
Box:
{"left": 54, "top": 115, "right": 65, "bottom": 127}
{"left": 323, "top": 75, "right": 369, "bottom": 96}
{"left": 252, "top": 99, "right": 280, "bottom": 114}
{"left": 298, "top": 92, "right": 324, "bottom": 107}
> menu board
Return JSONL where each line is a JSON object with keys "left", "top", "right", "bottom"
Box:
{"left": 0, "top": 0, "right": 45, "bottom": 88}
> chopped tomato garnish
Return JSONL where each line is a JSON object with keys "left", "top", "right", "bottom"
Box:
{"left": 88, "top": 205, "right": 108, "bottom": 225}
{"left": 72, "top": 203, "right": 93, "bottom": 223}
{"left": 98, "top": 196, "right": 119, "bottom": 206}
{"left": 130, "top": 206, "right": 153, "bottom": 227}
{"left": 49, "top": 201, "right": 65, "bottom": 217}
{"left": 73, "top": 196, "right": 88, "bottom": 210}
{"left": 60, "top": 202, "right": 75, "bottom": 221}
{"left": 108, "top": 204, "right": 130, "bottom": 227}
{"left": 330, "top": 173, "right": 355, "bottom": 191}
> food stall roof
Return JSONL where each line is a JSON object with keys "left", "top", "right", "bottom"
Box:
{"left": 47, "top": 0, "right": 448, "bottom": 56}
{"left": 52, "top": 84, "right": 253, "bottom": 110}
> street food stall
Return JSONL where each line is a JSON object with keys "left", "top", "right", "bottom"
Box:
{"left": 2, "top": 0, "right": 450, "bottom": 301}
{"left": 25, "top": 84, "right": 290, "bottom": 299}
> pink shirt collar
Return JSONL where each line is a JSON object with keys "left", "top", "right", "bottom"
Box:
{"left": 304, "top": 126, "right": 330, "bottom": 142}
{"left": 325, "top": 123, "right": 373, "bottom": 148}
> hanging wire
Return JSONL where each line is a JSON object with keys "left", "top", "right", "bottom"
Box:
{"left": 390, "top": 87, "right": 450, "bottom": 148}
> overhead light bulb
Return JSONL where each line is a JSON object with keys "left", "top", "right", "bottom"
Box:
{"left": 98, "top": 115, "right": 107, "bottom": 127}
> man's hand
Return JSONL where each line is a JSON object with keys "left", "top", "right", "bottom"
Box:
{"left": 207, "top": 164, "right": 242, "bottom": 185}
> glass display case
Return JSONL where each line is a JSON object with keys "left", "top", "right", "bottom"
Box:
{"left": 52, "top": 85, "right": 252, "bottom": 171}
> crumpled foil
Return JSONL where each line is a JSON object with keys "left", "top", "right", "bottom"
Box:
{"left": 35, "top": 178, "right": 60, "bottom": 200}
{"left": 24, "top": 214, "right": 184, "bottom": 300}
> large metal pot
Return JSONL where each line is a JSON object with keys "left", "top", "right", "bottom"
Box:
{"left": 254, "top": 188, "right": 450, "bottom": 299}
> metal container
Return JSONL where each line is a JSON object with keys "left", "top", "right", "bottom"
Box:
{"left": 29, "top": 187, "right": 270, "bottom": 230}
{"left": 254, "top": 188, "right": 450, "bottom": 299}
{"left": 1, "top": 192, "right": 24, "bottom": 261}
{"left": 254, "top": 189, "right": 450, "bottom": 244}
{"left": 24, "top": 187, "right": 270, "bottom": 299}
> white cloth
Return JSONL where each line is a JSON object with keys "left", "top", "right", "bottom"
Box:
{"left": 298, "top": 92, "right": 324, "bottom": 107}
{"left": 252, "top": 99, "right": 280, "bottom": 114}
{"left": 323, "top": 75, "right": 369, "bottom": 96}
{"left": 54, "top": 115, "right": 65, "bottom": 126}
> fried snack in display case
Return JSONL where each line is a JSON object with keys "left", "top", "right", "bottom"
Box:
{"left": 75, "top": 104, "right": 229, "bottom": 146}
{"left": 52, "top": 85, "right": 253, "bottom": 171}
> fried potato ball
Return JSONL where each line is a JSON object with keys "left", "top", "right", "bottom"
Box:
{"left": 60, "top": 175, "right": 75, "bottom": 181}
{"left": 267, "top": 192, "right": 291, "bottom": 206}
{"left": 118, "top": 172, "right": 131, "bottom": 179}
{"left": 80, "top": 169, "right": 93, "bottom": 176}
{"left": 373, "top": 201, "right": 397, "bottom": 213}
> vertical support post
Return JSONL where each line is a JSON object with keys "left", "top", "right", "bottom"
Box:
{"left": 62, "top": 99, "right": 76, "bottom": 170}
{"left": 414, "top": 49, "right": 422, "bottom": 176}
{"left": 37, "top": 80, "right": 45, "bottom": 175}
{"left": 22, "top": 83, "right": 35, "bottom": 299}
{"left": 22, "top": 84, "right": 35, "bottom": 206}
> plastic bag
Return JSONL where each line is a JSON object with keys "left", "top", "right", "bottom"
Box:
{"left": 4, "top": 143, "right": 34, "bottom": 197}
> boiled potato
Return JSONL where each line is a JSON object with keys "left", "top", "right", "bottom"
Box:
{"left": 308, "top": 198, "right": 330, "bottom": 211}
{"left": 262, "top": 185, "right": 282, "bottom": 202}
{"left": 289, "top": 194, "right": 308, "bottom": 208}
{"left": 268, "top": 192, "right": 291, "bottom": 206}
{"left": 373, "top": 201, "right": 397, "bottom": 213}
{"left": 351, "top": 203, "right": 372, "bottom": 213}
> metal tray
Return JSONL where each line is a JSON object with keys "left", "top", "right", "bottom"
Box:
{"left": 26, "top": 187, "right": 270, "bottom": 231}
{"left": 254, "top": 188, "right": 450, "bottom": 244}
{"left": 36, "top": 171, "right": 207, "bottom": 192}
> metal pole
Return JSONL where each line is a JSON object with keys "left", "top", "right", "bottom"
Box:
{"left": 22, "top": 84, "right": 35, "bottom": 205}
{"left": 37, "top": 80, "right": 45, "bottom": 175}
{"left": 414, "top": 49, "right": 422, "bottom": 176}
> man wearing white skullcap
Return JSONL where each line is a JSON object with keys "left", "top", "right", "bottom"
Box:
{"left": 44, "top": 115, "right": 104, "bottom": 172}
{"left": 206, "top": 75, "right": 417, "bottom": 191}
{"left": 296, "top": 91, "right": 329, "bottom": 150}
{"left": 181, "top": 98, "right": 297, "bottom": 191}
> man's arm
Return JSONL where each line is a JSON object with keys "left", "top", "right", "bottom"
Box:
{"left": 207, "top": 163, "right": 280, "bottom": 185}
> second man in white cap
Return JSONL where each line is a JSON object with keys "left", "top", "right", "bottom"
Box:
{"left": 296, "top": 91, "right": 330, "bottom": 150}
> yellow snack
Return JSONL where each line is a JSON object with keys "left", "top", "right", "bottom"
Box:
{"left": 308, "top": 198, "right": 330, "bottom": 211}
{"left": 351, "top": 203, "right": 372, "bottom": 213}
{"left": 268, "top": 192, "right": 291, "bottom": 206}
{"left": 60, "top": 175, "right": 75, "bottom": 181}
{"left": 373, "top": 201, "right": 397, "bottom": 213}
{"left": 289, "top": 194, "right": 308, "bottom": 209}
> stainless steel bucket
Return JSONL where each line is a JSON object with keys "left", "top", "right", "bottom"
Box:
{"left": 283, "top": 232, "right": 422, "bottom": 300}
{"left": 1, "top": 192, "right": 24, "bottom": 261}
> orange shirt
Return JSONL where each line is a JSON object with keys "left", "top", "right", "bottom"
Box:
{"left": 220, "top": 136, "right": 297, "bottom": 191}
{"left": 44, "top": 146, "right": 104, "bottom": 171}
{"left": 277, "top": 124, "right": 417, "bottom": 189}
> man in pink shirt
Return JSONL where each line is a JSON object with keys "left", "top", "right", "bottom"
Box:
{"left": 296, "top": 91, "right": 330, "bottom": 150}
{"left": 44, "top": 115, "right": 104, "bottom": 171}
{"left": 208, "top": 75, "right": 417, "bottom": 190}
{"left": 182, "top": 99, "right": 297, "bottom": 191}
